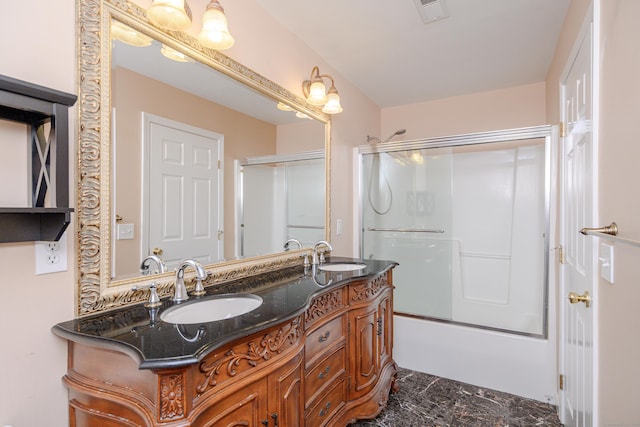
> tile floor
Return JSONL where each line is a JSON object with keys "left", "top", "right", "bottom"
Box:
{"left": 349, "top": 368, "right": 563, "bottom": 427}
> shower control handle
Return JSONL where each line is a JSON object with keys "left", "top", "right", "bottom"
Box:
{"left": 568, "top": 291, "right": 591, "bottom": 308}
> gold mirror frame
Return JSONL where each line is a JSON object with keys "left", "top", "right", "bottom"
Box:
{"left": 76, "top": 0, "right": 331, "bottom": 316}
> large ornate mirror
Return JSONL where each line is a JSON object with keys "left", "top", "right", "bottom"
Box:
{"left": 77, "top": 0, "right": 330, "bottom": 316}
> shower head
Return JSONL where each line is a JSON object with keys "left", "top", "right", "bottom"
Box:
{"left": 383, "top": 129, "right": 406, "bottom": 142}
{"left": 366, "top": 128, "right": 407, "bottom": 144}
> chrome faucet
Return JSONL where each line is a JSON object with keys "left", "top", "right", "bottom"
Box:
{"left": 173, "top": 259, "right": 207, "bottom": 302}
{"left": 312, "top": 240, "right": 333, "bottom": 265}
{"left": 284, "top": 238, "right": 302, "bottom": 251}
{"left": 140, "top": 255, "right": 167, "bottom": 275}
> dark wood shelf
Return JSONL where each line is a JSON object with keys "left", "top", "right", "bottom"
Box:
{"left": 0, "top": 208, "right": 74, "bottom": 243}
{"left": 0, "top": 74, "right": 77, "bottom": 243}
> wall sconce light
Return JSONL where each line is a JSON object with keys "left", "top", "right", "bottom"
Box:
{"left": 302, "top": 66, "right": 343, "bottom": 114}
{"left": 198, "top": 0, "right": 235, "bottom": 50}
{"left": 146, "top": 0, "right": 234, "bottom": 50}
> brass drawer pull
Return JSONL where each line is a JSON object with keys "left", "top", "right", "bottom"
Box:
{"left": 319, "top": 401, "right": 331, "bottom": 417}
{"left": 318, "top": 331, "right": 330, "bottom": 342}
{"left": 318, "top": 366, "right": 330, "bottom": 380}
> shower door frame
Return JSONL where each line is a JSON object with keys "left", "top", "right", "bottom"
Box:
{"left": 356, "top": 125, "right": 556, "bottom": 339}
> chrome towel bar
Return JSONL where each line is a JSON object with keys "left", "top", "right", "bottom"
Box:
{"left": 366, "top": 227, "right": 445, "bottom": 233}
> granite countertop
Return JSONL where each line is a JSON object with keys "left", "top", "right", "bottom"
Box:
{"left": 52, "top": 257, "right": 396, "bottom": 370}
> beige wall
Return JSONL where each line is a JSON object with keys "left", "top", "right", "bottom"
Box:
{"left": 382, "top": 82, "right": 547, "bottom": 141}
{"left": 0, "top": 1, "right": 76, "bottom": 425}
{"left": 597, "top": 1, "right": 640, "bottom": 424}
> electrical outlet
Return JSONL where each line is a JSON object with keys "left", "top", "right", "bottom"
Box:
{"left": 36, "top": 233, "right": 68, "bottom": 274}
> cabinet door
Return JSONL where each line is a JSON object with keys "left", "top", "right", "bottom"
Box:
{"left": 268, "top": 353, "right": 304, "bottom": 427}
{"left": 349, "top": 304, "right": 379, "bottom": 400}
{"left": 192, "top": 379, "right": 268, "bottom": 427}
{"left": 377, "top": 289, "right": 393, "bottom": 369}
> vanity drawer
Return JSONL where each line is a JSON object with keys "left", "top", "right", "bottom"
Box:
{"left": 304, "top": 346, "right": 346, "bottom": 409}
{"left": 305, "top": 378, "right": 346, "bottom": 427}
{"left": 305, "top": 315, "right": 344, "bottom": 366}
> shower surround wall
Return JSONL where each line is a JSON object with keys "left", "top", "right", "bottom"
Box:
{"left": 240, "top": 157, "right": 325, "bottom": 257}
{"left": 358, "top": 126, "right": 556, "bottom": 402}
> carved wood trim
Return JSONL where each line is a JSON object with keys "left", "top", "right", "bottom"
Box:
{"left": 64, "top": 370, "right": 155, "bottom": 425}
{"left": 159, "top": 372, "right": 186, "bottom": 421}
{"left": 196, "top": 317, "right": 302, "bottom": 396}
{"left": 304, "top": 289, "right": 344, "bottom": 328}
{"left": 350, "top": 274, "right": 389, "bottom": 303}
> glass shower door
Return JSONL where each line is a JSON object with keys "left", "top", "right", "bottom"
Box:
{"left": 361, "top": 138, "right": 547, "bottom": 336}
{"left": 363, "top": 147, "right": 454, "bottom": 320}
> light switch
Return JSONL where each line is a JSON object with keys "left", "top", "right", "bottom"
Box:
{"left": 599, "top": 242, "right": 614, "bottom": 284}
{"left": 336, "top": 218, "right": 343, "bottom": 236}
{"left": 117, "top": 223, "right": 135, "bottom": 240}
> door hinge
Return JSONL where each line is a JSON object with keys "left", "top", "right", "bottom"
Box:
{"left": 559, "top": 374, "right": 565, "bottom": 390}
{"left": 217, "top": 159, "right": 221, "bottom": 169}
{"left": 560, "top": 121, "right": 566, "bottom": 137}
{"left": 558, "top": 245, "right": 565, "bottom": 264}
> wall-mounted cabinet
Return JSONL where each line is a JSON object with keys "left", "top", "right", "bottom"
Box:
{"left": 0, "top": 75, "right": 77, "bottom": 242}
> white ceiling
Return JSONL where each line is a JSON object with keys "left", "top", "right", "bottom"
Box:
{"left": 255, "top": 0, "right": 571, "bottom": 108}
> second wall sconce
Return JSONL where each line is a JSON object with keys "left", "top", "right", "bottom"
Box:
{"left": 302, "top": 66, "right": 343, "bottom": 114}
{"left": 146, "top": 0, "right": 234, "bottom": 50}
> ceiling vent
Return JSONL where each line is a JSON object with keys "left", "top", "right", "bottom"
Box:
{"left": 414, "top": 0, "right": 449, "bottom": 24}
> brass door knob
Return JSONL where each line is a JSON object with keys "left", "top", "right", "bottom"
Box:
{"left": 568, "top": 291, "right": 591, "bottom": 308}
{"left": 153, "top": 247, "right": 163, "bottom": 256}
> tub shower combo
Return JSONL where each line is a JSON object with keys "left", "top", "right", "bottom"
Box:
{"left": 358, "top": 126, "right": 556, "bottom": 400}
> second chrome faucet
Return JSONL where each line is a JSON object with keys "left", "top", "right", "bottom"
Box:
{"left": 173, "top": 259, "right": 208, "bottom": 302}
{"left": 312, "top": 240, "right": 333, "bottom": 265}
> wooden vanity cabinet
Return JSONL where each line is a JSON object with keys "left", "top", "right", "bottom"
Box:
{"left": 348, "top": 285, "right": 393, "bottom": 401}
{"left": 61, "top": 270, "right": 396, "bottom": 427}
{"left": 192, "top": 350, "right": 304, "bottom": 427}
{"left": 302, "top": 271, "right": 397, "bottom": 426}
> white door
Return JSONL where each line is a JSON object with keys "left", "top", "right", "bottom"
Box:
{"left": 559, "top": 14, "right": 596, "bottom": 427}
{"left": 144, "top": 114, "right": 223, "bottom": 271}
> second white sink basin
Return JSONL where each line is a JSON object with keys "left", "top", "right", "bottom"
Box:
{"left": 318, "top": 263, "right": 367, "bottom": 272}
{"left": 161, "top": 294, "right": 263, "bottom": 324}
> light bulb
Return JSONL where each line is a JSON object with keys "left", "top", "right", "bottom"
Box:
{"left": 322, "top": 90, "right": 343, "bottom": 114}
{"left": 198, "top": 1, "right": 234, "bottom": 50}
{"left": 306, "top": 80, "right": 327, "bottom": 106}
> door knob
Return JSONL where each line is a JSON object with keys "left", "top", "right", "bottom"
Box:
{"left": 153, "top": 247, "right": 164, "bottom": 256}
{"left": 568, "top": 291, "right": 591, "bottom": 308}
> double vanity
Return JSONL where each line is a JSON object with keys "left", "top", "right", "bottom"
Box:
{"left": 62, "top": 2, "right": 399, "bottom": 425}
{"left": 54, "top": 258, "right": 398, "bottom": 426}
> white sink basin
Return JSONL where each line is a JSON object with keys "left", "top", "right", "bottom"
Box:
{"left": 161, "top": 294, "right": 263, "bottom": 324}
{"left": 318, "top": 263, "right": 367, "bottom": 272}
